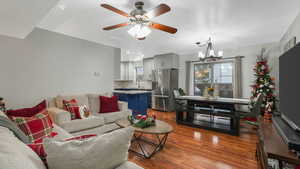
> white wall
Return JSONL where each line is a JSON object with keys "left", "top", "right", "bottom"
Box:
{"left": 0, "top": 28, "right": 120, "bottom": 109}
{"left": 280, "top": 12, "right": 300, "bottom": 48}
{"left": 265, "top": 12, "right": 300, "bottom": 94}
{"left": 179, "top": 42, "right": 276, "bottom": 98}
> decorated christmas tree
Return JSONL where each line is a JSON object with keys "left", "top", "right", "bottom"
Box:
{"left": 250, "top": 51, "right": 276, "bottom": 117}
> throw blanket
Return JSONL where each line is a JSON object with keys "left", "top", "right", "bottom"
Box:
{"left": 0, "top": 116, "right": 30, "bottom": 144}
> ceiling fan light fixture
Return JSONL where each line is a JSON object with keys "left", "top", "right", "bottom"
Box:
{"left": 128, "top": 24, "right": 151, "bottom": 39}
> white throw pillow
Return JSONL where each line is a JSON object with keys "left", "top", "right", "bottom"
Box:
{"left": 44, "top": 127, "right": 134, "bottom": 169}
{"left": 87, "top": 94, "right": 100, "bottom": 115}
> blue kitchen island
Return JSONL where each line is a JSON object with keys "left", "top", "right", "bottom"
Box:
{"left": 113, "top": 90, "right": 152, "bottom": 115}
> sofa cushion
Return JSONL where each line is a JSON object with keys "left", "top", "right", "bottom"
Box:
{"left": 0, "top": 126, "right": 47, "bottom": 169}
{"left": 52, "top": 124, "right": 73, "bottom": 141}
{"left": 71, "top": 123, "right": 120, "bottom": 136}
{"left": 6, "top": 100, "right": 47, "bottom": 118}
{"left": 11, "top": 109, "right": 53, "bottom": 143}
{"left": 44, "top": 127, "right": 134, "bottom": 169}
{"left": 55, "top": 95, "right": 89, "bottom": 110}
{"left": 95, "top": 110, "right": 132, "bottom": 124}
{"left": 87, "top": 94, "right": 100, "bottom": 115}
{"left": 60, "top": 116, "right": 105, "bottom": 133}
{"left": 115, "top": 162, "right": 144, "bottom": 169}
{"left": 47, "top": 108, "right": 71, "bottom": 125}
{"left": 99, "top": 95, "right": 120, "bottom": 113}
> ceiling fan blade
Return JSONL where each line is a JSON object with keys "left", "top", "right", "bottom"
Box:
{"left": 103, "top": 22, "right": 130, "bottom": 30}
{"left": 145, "top": 4, "right": 171, "bottom": 19}
{"left": 101, "top": 4, "right": 130, "bottom": 17}
{"left": 149, "top": 22, "right": 177, "bottom": 34}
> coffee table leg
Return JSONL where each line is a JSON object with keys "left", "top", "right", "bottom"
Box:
{"left": 130, "top": 133, "right": 169, "bottom": 159}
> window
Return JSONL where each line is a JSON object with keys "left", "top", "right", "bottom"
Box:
{"left": 135, "top": 66, "right": 144, "bottom": 81}
{"left": 193, "top": 61, "right": 234, "bottom": 98}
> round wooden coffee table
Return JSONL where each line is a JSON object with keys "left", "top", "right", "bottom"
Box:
{"left": 116, "top": 119, "right": 173, "bottom": 159}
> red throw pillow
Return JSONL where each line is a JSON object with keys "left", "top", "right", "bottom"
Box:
{"left": 99, "top": 96, "right": 120, "bottom": 113}
{"left": 7, "top": 100, "right": 47, "bottom": 117}
{"left": 11, "top": 109, "right": 53, "bottom": 143}
{"left": 63, "top": 99, "right": 81, "bottom": 120}
{"left": 28, "top": 143, "right": 47, "bottom": 159}
{"left": 27, "top": 143, "right": 48, "bottom": 167}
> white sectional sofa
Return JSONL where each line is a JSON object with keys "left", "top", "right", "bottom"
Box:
{"left": 0, "top": 110, "right": 143, "bottom": 169}
{"left": 47, "top": 94, "right": 132, "bottom": 136}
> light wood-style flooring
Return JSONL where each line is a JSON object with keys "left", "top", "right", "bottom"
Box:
{"left": 128, "top": 109, "right": 258, "bottom": 169}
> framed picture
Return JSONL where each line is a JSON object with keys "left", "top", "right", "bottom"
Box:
{"left": 284, "top": 36, "right": 296, "bottom": 52}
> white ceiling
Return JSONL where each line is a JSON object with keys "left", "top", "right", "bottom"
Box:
{"left": 0, "top": 0, "right": 59, "bottom": 39}
{"left": 2, "top": 0, "right": 300, "bottom": 56}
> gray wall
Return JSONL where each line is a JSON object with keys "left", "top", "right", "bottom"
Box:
{"left": 113, "top": 49, "right": 121, "bottom": 80}
{"left": 0, "top": 28, "right": 120, "bottom": 109}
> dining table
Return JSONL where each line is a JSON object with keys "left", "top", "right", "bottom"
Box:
{"left": 175, "top": 95, "right": 251, "bottom": 136}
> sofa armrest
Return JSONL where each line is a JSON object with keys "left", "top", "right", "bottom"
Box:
{"left": 118, "top": 101, "right": 128, "bottom": 111}
{"left": 47, "top": 107, "right": 71, "bottom": 125}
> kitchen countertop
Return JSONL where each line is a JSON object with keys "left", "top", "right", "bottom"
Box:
{"left": 113, "top": 90, "right": 152, "bottom": 94}
{"left": 114, "top": 88, "right": 152, "bottom": 91}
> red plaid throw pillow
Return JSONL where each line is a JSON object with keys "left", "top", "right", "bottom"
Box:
{"left": 12, "top": 109, "right": 53, "bottom": 143}
{"left": 27, "top": 143, "right": 48, "bottom": 167}
{"left": 63, "top": 99, "right": 81, "bottom": 120}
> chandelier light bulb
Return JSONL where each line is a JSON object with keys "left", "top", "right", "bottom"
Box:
{"left": 128, "top": 24, "right": 151, "bottom": 39}
{"left": 218, "top": 51, "right": 224, "bottom": 57}
{"left": 198, "top": 51, "right": 205, "bottom": 58}
{"left": 209, "top": 49, "right": 215, "bottom": 57}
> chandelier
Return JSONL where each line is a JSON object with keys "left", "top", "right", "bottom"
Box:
{"left": 196, "top": 37, "right": 223, "bottom": 61}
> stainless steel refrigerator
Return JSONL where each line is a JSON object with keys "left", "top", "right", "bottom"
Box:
{"left": 152, "top": 68, "right": 178, "bottom": 112}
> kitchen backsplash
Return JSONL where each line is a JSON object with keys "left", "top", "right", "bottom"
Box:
{"left": 114, "top": 80, "right": 152, "bottom": 89}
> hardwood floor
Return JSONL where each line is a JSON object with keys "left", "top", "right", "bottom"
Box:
{"left": 128, "top": 109, "right": 258, "bottom": 169}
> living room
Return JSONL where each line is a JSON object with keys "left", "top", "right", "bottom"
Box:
{"left": 1, "top": 0, "right": 300, "bottom": 169}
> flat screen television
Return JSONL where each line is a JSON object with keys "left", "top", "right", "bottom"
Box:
{"left": 280, "top": 42, "right": 300, "bottom": 132}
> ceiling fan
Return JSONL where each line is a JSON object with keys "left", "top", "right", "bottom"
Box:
{"left": 101, "top": 1, "right": 177, "bottom": 40}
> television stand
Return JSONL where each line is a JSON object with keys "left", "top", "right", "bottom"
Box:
{"left": 257, "top": 117, "right": 300, "bottom": 169}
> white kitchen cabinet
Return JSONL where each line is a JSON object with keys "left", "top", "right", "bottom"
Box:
{"left": 143, "top": 58, "right": 154, "bottom": 80}
{"left": 154, "top": 53, "right": 179, "bottom": 69}
{"left": 120, "top": 61, "right": 135, "bottom": 80}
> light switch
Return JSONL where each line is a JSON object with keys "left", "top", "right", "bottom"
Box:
{"left": 94, "top": 72, "right": 100, "bottom": 77}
